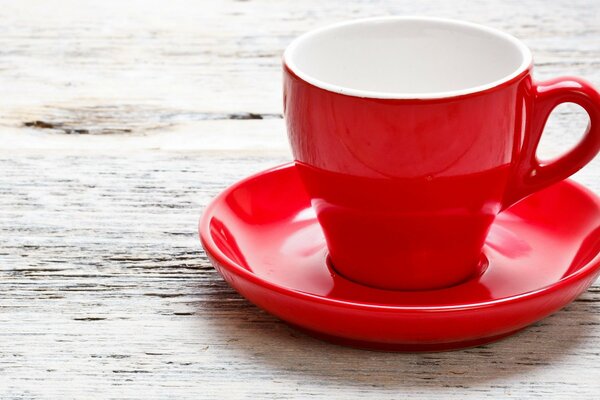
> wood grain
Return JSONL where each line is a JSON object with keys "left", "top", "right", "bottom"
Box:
{"left": 0, "top": 0, "right": 599, "bottom": 399}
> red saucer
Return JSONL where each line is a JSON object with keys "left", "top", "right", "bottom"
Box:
{"left": 200, "top": 163, "right": 600, "bottom": 351}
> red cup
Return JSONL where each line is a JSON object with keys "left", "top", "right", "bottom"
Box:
{"left": 282, "top": 17, "right": 600, "bottom": 291}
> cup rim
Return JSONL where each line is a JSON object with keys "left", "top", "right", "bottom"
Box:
{"left": 283, "top": 16, "right": 533, "bottom": 100}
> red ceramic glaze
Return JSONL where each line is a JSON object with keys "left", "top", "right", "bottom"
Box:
{"left": 200, "top": 163, "right": 600, "bottom": 351}
{"left": 283, "top": 18, "right": 600, "bottom": 290}
{"left": 284, "top": 17, "right": 600, "bottom": 290}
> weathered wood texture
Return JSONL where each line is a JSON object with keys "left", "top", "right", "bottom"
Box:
{"left": 0, "top": 0, "right": 599, "bottom": 399}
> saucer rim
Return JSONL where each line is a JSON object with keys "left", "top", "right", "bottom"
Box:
{"left": 200, "top": 162, "right": 600, "bottom": 312}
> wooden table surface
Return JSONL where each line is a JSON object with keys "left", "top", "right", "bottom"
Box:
{"left": 1, "top": 1, "right": 599, "bottom": 398}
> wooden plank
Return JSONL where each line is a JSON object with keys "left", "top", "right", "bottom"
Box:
{"left": 0, "top": 0, "right": 598, "bottom": 136}
{"left": 0, "top": 151, "right": 599, "bottom": 399}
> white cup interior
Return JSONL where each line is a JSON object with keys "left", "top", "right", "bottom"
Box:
{"left": 284, "top": 17, "right": 532, "bottom": 99}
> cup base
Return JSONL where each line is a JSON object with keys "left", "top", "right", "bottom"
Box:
{"left": 326, "top": 253, "right": 490, "bottom": 292}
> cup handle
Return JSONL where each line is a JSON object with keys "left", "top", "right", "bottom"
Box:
{"left": 503, "top": 77, "right": 600, "bottom": 208}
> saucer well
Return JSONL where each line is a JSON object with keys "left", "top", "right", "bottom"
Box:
{"left": 199, "top": 163, "right": 600, "bottom": 351}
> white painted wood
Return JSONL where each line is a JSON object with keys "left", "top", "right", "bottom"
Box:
{"left": 0, "top": 0, "right": 599, "bottom": 399}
